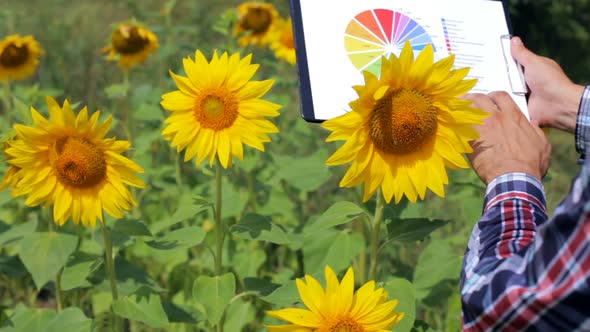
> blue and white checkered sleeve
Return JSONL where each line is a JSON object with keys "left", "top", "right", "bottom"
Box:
{"left": 575, "top": 86, "right": 590, "bottom": 160}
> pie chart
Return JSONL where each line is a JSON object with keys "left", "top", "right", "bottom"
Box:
{"left": 344, "top": 9, "right": 434, "bottom": 76}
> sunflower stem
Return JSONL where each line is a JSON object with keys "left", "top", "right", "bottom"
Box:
{"left": 101, "top": 220, "right": 123, "bottom": 332}
{"left": 2, "top": 80, "right": 12, "bottom": 122}
{"left": 122, "top": 70, "right": 133, "bottom": 144}
{"left": 369, "top": 189, "right": 385, "bottom": 281}
{"left": 214, "top": 162, "right": 223, "bottom": 275}
{"left": 175, "top": 152, "right": 184, "bottom": 190}
{"left": 55, "top": 270, "right": 63, "bottom": 313}
{"left": 213, "top": 161, "right": 225, "bottom": 332}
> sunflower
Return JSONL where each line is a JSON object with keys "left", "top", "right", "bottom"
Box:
{"left": 2, "top": 96, "right": 145, "bottom": 227}
{"left": 270, "top": 18, "right": 296, "bottom": 65}
{"left": 1, "top": 140, "right": 22, "bottom": 193}
{"left": 322, "top": 42, "right": 488, "bottom": 203}
{"left": 267, "top": 266, "right": 404, "bottom": 331}
{"left": 0, "top": 34, "right": 44, "bottom": 81}
{"left": 233, "top": 2, "right": 279, "bottom": 47}
{"left": 102, "top": 22, "right": 159, "bottom": 70}
{"left": 160, "top": 50, "right": 280, "bottom": 169}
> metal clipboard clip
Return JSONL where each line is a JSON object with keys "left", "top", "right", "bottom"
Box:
{"left": 500, "top": 35, "right": 528, "bottom": 96}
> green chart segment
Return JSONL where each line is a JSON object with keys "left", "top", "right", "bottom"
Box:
{"left": 344, "top": 9, "right": 434, "bottom": 76}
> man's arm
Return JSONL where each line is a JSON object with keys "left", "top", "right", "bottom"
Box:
{"left": 461, "top": 161, "right": 590, "bottom": 331}
{"left": 461, "top": 92, "right": 590, "bottom": 331}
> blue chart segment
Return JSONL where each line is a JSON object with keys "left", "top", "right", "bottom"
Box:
{"left": 344, "top": 9, "right": 433, "bottom": 76}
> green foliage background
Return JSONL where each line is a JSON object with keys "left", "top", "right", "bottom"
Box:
{"left": 0, "top": 0, "right": 588, "bottom": 331}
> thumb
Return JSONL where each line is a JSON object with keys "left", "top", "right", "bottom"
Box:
{"left": 510, "top": 36, "right": 536, "bottom": 66}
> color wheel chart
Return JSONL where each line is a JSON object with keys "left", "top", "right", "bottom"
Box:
{"left": 344, "top": 9, "right": 434, "bottom": 76}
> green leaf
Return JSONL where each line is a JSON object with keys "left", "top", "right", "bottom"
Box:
{"left": 0, "top": 221, "right": 37, "bottom": 246}
{"left": 135, "top": 103, "right": 164, "bottom": 122}
{"left": 221, "top": 178, "right": 249, "bottom": 218}
{"left": 413, "top": 240, "right": 463, "bottom": 300}
{"left": 386, "top": 218, "right": 449, "bottom": 243}
{"left": 243, "top": 277, "right": 281, "bottom": 296}
{"left": 113, "top": 219, "right": 152, "bottom": 237}
{"left": 112, "top": 257, "right": 162, "bottom": 296}
{"left": 258, "top": 187, "right": 296, "bottom": 219}
{"left": 232, "top": 245, "right": 266, "bottom": 279}
{"left": 260, "top": 282, "right": 300, "bottom": 307}
{"left": 162, "top": 301, "right": 199, "bottom": 324}
{"left": 411, "top": 320, "right": 440, "bottom": 332}
{"left": 0, "top": 305, "right": 56, "bottom": 332}
{"left": 444, "top": 291, "right": 462, "bottom": 332}
{"left": 273, "top": 150, "right": 332, "bottom": 192}
{"left": 192, "top": 273, "right": 235, "bottom": 326}
{"left": 384, "top": 278, "right": 416, "bottom": 332}
{"left": 224, "top": 300, "right": 255, "bottom": 332}
{"left": 230, "top": 213, "right": 290, "bottom": 244}
{"left": 45, "top": 308, "right": 93, "bottom": 332}
{"left": 104, "top": 83, "right": 129, "bottom": 98}
{"left": 0, "top": 190, "right": 12, "bottom": 207}
{"left": 146, "top": 226, "right": 205, "bottom": 250}
{"left": 61, "top": 252, "right": 102, "bottom": 291}
{"left": 151, "top": 203, "right": 209, "bottom": 235}
{"left": 112, "top": 287, "right": 169, "bottom": 328}
{"left": 19, "top": 232, "right": 79, "bottom": 289}
{"left": 0, "top": 254, "right": 27, "bottom": 278}
{"left": 303, "top": 230, "right": 365, "bottom": 276}
{"left": 304, "top": 201, "right": 366, "bottom": 235}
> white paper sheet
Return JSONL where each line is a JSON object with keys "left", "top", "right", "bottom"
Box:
{"left": 296, "top": 0, "right": 529, "bottom": 120}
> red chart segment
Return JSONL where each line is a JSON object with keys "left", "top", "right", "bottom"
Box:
{"left": 352, "top": 10, "right": 388, "bottom": 43}
{"left": 374, "top": 9, "right": 394, "bottom": 42}
{"left": 344, "top": 9, "right": 434, "bottom": 76}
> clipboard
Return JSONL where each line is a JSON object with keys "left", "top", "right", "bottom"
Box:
{"left": 289, "top": 0, "right": 529, "bottom": 122}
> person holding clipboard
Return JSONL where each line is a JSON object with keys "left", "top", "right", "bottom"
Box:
{"left": 289, "top": 0, "right": 590, "bottom": 329}
{"left": 460, "top": 36, "right": 590, "bottom": 331}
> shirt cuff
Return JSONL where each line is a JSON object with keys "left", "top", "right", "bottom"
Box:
{"left": 483, "top": 172, "right": 546, "bottom": 213}
{"left": 575, "top": 86, "right": 590, "bottom": 160}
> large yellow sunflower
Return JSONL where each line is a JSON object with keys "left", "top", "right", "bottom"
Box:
{"left": 160, "top": 50, "right": 280, "bottom": 169}
{"left": 233, "top": 2, "right": 279, "bottom": 47}
{"left": 2, "top": 96, "right": 145, "bottom": 227}
{"left": 267, "top": 266, "right": 404, "bottom": 331}
{"left": 102, "top": 22, "right": 159, "bottom": 70}
{"left": 322, "top": 42, "right": 488, "bottom": 203}
{"left": 0, "top": 34, "right": 44, "bottom": 81}
{"left": 270, "top": 18, "right": 296, "bottom": 65}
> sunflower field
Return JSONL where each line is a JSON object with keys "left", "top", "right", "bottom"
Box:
{"left": 0, "top": 1, "right": 589, "bottom": 332}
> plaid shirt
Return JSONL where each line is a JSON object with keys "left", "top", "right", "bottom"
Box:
{"left": 461, "top": 86, "right": 590, "bottom": 332}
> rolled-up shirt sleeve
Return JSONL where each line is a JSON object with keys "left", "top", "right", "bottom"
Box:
{"left": 575, "top": 86, "right": 590, "bottom": 160}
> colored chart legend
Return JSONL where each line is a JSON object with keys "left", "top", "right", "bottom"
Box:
{"left": 441, "top": 18, "right": 452, "bottom": 54}
{"left": 344, "top": 9, "right": 433, "bottom": 76}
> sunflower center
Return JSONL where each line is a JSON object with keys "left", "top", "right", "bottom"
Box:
{"left": 112, "top": 25, "right": 149, "bottom": 54}
{"left": 195, "top": 90, "right": 239, "bottom": 131}
{"left": 0, "top": 43, "right": 29, "bottom": 67}
{"left": 52, "top": 137, "right": 107, "bottom": 188}
{"left": 369, "top": 88, "right": 437, "bottom": 154}
{"left": 240, "top": 7, "right": 273, "bottom": 33}
{"left": 328, "top": 317, "right": 364, "bottom": 332}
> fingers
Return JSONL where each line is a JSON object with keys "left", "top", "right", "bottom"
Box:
{"left": 510, "top": 36, "right": 536, "bottom": 67}
{"left": 463, "top": 93, "right": 499, "bottom": 115}
{"left": 488, "top": 91, "right": 523, "bottom": 118}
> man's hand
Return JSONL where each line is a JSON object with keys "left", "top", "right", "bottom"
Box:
{"left": 464, "top": 91, "right": 552, "bottom": 184}
{"left": 511, "top": 37, "right": 585, "bottom": 132}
